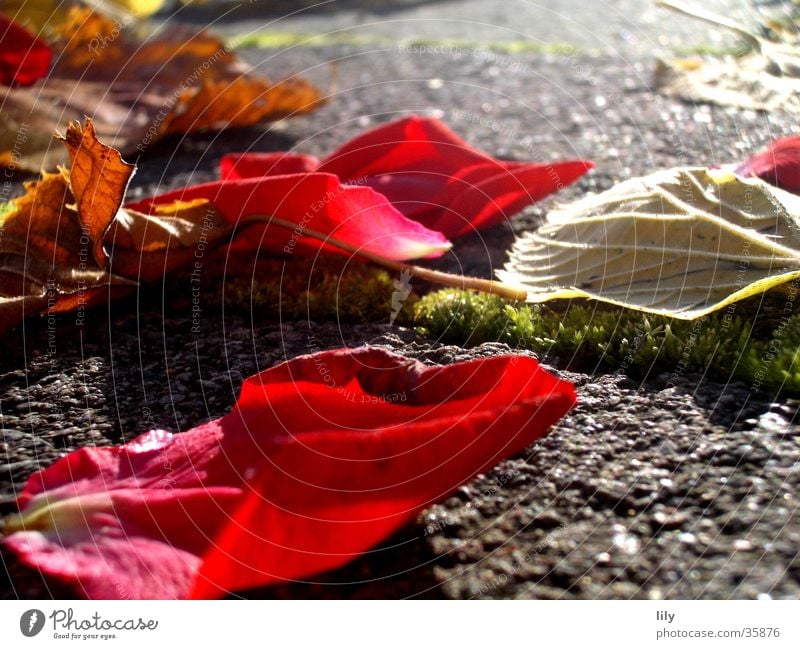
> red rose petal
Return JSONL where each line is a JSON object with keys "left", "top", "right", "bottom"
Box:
{"left": 218, "top": 116, "right": 593, "bottom": 238}
{"left": 2, "top": 347, "right": 576, "bottom": 599}
{"left": 192, "top": 350, "right": 576, "bottom": 598}
{"left": 126, "top": 172, "right": 451, "bottom": 261}
{"left": 736, "top": 135, "right": 800, "bottom": 195}
{"left": 0, "top": 14, "right": 52, "bottom": 86}
{"left": 316, "top": 115, "right": 492, "bottom": 179}
{"left": 220, "top": 152, "right": 320, "bottom": 180}
{"left": 431, "top": 159, "right": 595, "bottom": 236}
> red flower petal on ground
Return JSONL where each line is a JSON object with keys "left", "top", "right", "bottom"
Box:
{"left": 126, "top": 172, "right": 451, "bottom": 261}
{"left": 1, "top": 347, "right": 576, "bottom": 599}
{"left": 220, "top": 116, "right": 593, "bottom": 238}
{"left": 736, "top": 135, "right": 800, "bottom": 194}
{"left": 219, "top": 151, "right": 320, "bottom": 178}
{"left": 0, "top": 14, "right": 52, "bottom": 86}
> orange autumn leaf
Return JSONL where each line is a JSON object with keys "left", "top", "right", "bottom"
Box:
{"left": 0, "top": 6, "right": 323, "bottom": 171}
{"left": 61, "top": 120, "right": 135, "bottom": 267}
{"left": 0, "top": 119, "right": 228, "bottom": 332}
{"left": 0, "top": 170, "right": 128, "bottom": 333}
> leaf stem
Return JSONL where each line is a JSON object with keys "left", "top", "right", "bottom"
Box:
{"left": 237, "top": 215, "right": 529, "bottom": 301}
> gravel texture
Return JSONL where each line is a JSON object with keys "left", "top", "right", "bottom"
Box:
{"left": 2, "top": 1, "right": 800, "bottom": 599}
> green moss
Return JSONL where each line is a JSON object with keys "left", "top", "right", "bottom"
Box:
{"left": 414, "top": 289, "right": 800, "bottom": 394}
{"left": 0, "top": 201, "right": 13, "bottom": 221}
{"left": 741, "top": 314, "right": 800, "bottom": 393}
{"left": 164, "top": 245, "right": 800, "bottom": 394}
{"left": 221, "top": 257, "right": 417, "bottom": 324}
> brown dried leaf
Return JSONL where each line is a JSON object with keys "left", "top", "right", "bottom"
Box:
{"left": 0, "top": 119, "right": 242, "bottom": 332}
{"left": 1, "top": 6, "right": 323, "bottom": 171}
{"left": 653, "top": 56, "right": 800, "bottom": 114}
{"left": 0, "top": 156, "right": 133, "bottom": 333}
{"left": 61, "top": 120, "right": 135, "bottom": 267}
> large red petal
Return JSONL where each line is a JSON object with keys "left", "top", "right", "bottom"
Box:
{"left": 0, "top": 14, "right": 52, "bottom": 86}
{"left": 125, "top": 173, "right": 451, "bottom": 261}
{"left": 2, "top": 347, "right": 576, "bottom": 600}
{"left": 191, "top": 348, "right": 576, "bottom": 597}
{"left": 220, "top": 152, "right": 320, "bottom": 180}
{"left": 316, "top": 115, "right": 491, "bottom": 180}
{"left": 217, "top": 116, "right": 593, "bottom": 238}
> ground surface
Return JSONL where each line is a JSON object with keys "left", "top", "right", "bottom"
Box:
{"left": 2, "top": 0, "right": 800, "bottom": 599}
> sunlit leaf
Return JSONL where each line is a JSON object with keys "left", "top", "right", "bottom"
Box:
{"left": 0, "top": 124, "right": 136, "bottom": 332}
{"left": 498, "top": 167, "right": 800, "bottom": 319}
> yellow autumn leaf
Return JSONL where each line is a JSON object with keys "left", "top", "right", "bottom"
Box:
{"left": 498, "top": 167, "right": 800, "bottom": 319}
{"left": 101, "top": 0, "right": 165, "bottom": 18}
{"left": 1, "top": 0, "right": 164, "bottom": 32}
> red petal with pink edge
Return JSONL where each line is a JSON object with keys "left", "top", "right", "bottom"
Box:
{"left": 216, "top": 116, "right": 593, "bottom": 238}
{"left": 191, "top": 349, "right": 576, "bottom": 598}
{"left": 125, "top": 173, "right": 451, "bottom": 261}
{"left": 2, "top": 347, "right": 576, "bottom": 599}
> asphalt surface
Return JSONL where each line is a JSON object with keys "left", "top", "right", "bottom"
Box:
{"left": 1, "top": 0, "right": 800, "bottom": 599}
{"left": 179, "top": 0, "right": 775, "bottom": 57}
